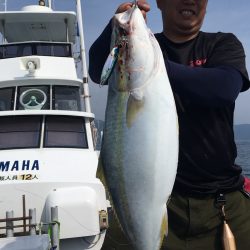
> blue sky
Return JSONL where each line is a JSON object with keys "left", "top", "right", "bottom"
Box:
{"left": 6, "top": 0, "right": 250, "bottom": 124}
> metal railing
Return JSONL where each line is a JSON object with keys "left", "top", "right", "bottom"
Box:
{"left": 0, "top": 195, "right": 35, "bottom": 237}
{"left": 0, "top": 195, "right": 60, "bottom": 249}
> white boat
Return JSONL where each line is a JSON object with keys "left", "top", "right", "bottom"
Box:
{"left": 0, "top": 1, "right": 108, "bottom": 249}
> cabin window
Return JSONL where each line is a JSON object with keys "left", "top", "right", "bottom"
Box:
{"left": 17, "top": 86, "right": 50, "bottom": 110}
{"left": 0, "top": 87, "right": 14, "bottom": 111}
{"left": 36, "top": 43, "right": 72, "bottom": 57}
{"left": 53, "top": 86, "right": 81, "bottom": 111}
{"left": 0, "top": 44, "right": 33, "bottom": 58}
{"left": 0, "top": 116, "right": 41, "bottom": 149}
{"left": 0, "top": 42, "right": 72, "bottom": 59}
{"left": 44, "top": 116, "right": 88, "bottom": 148}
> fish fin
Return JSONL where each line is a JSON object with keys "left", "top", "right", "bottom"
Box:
{"left": 159, "top": 209, "right": 168, "bottom": 249}
{"left": 100, "top": 46, "right": 119, "bottom": 85}
{"left": 96, "top": 157, "right": 108, "bottom": 189}
{"left": 109, "top": 207, "right": 130, "bottom": 243}
{"left": 96, "top": 157, "right": 127, "bottom": 237}
{"left": 97, "top": 157, "right": 114, "bottom": 204}
{"left": 126, "top": 90, "right": 145, "bottom": 128}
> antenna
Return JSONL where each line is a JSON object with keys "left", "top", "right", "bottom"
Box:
{"left": 48, "top": 0, "right": 52, "bottom": 8}
{"left": 76, "top": 0, "right": 91, "bottom": 113}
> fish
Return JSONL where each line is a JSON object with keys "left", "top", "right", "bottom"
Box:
{"left": 98, "top": 4, "right": 179, "bottom": 250}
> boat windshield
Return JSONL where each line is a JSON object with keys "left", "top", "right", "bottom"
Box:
{"left": 0, "top": 42, "right": 72, "bottom": 59}
{"left": 0, "top": 85, "right": 81, "bottom": 111}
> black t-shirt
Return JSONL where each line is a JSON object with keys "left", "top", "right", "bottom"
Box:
{"left": 155, "top": 31, "right": 250, "bottom": 195}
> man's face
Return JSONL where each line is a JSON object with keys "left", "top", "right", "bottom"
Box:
{"left": 157, "top": 0, "right": 208, "bottom": 40}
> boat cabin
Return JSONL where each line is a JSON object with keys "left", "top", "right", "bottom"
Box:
{"left": 0, "top": 4, "right": 94, "bottom": 151}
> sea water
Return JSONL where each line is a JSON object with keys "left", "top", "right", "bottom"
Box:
{"left": 236, "top": 140, "right": 250, "bottom": 178}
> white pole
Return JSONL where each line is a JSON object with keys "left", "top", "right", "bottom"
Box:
{"left": 51, "top": 206, "right": 59, "bottom": 250}
{"left": 29, "top": 208, "right": 37, "bottom": 236}
{"left": 6, "top": 211, "right": 14, "bottom": 237}
{"left": 48, "top": 0, "right": 52, "bottom": 8}
{"left": 76, "top": 0, "right": 91, "bottom": 113}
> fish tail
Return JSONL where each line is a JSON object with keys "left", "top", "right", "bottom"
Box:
{"left": 159, "top": 210, "right": 168, "bottom": 249}
{"left": 97, "top": 157, "right": 127, "bottom": 237}
{"left": 96, "top": 157, "right": 106, "bottom": 185}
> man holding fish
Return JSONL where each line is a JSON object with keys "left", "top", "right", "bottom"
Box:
{"left": 89, "top": 0, "right": 250, "bottom": 249}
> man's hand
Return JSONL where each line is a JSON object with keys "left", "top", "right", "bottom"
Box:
{"left": 115, "top": 1, "right": 150, "bottom": 19}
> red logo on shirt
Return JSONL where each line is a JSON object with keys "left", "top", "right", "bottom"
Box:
{"left": 189, "top": 59, "right": 207, "bottom": 67}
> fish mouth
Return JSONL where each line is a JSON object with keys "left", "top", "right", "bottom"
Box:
{"left": 119, "top": 26, "right": 130, "bottom": 37}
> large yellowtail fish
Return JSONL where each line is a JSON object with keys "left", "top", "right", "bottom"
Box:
{"left": 99, "top": 4, "right": 179, "bottom": 250}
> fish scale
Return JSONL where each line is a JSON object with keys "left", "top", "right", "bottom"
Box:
{"left": 99, "top": 4, "right": 179, "bottom": 250}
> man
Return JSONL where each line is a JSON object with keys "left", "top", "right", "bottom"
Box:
{"left": 89, "top": 0, "right": 250, "bottom": 249}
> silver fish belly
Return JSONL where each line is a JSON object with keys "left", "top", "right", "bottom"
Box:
{"left": 99, "top": 5, "right": 179, "bottom": 250}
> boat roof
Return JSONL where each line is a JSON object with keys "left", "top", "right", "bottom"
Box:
{"left": 0, "top": 6, "right": 77, "bottom": 43}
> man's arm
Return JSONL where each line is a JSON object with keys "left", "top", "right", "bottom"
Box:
{"left": 167, "top": 61, "right": 243, "bottom": 106}
{"left": 88, "top": 20, "right": 113, "bottom": 84}
{"left": 89, "top": 25, "right": 243, "bottom": 106}
{"left": 88, "top": 6, "right": 243, "bottom": 107}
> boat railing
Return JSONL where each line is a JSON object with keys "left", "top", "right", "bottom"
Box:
{"left": 0, "top": 195, "right": 34, "bottom": 238}
{"left": 0, "top": 194, "right": 57, "bottom": 249}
